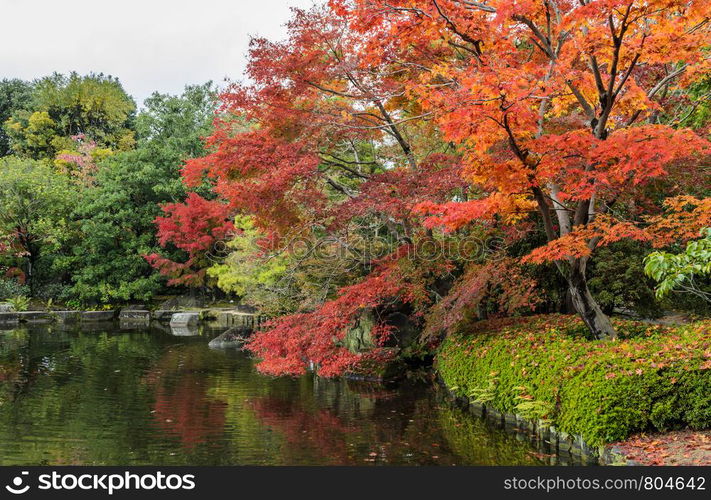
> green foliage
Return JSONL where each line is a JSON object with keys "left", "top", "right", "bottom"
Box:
{"left": 588, "top": 240, "right": 662, "bottom": 318}
{"left": 67, "top": 84, "right": 216, "bottom": 304}
{"left": 4, "top": 72, "right": 135, "bottom": 158}
{"left": 468, "top": 377, "right": 498, "bottom": 404}
{"left": 0, "top": 156, "right": 77, "bottom": 292}
{"left": 438, "top": 315, "right": 710, "bottom": 446}
{"left": 673, "top": 75, "right": 710, "bottom": 131}
{"left": 644, "top": 228, "right": 711, "bottom": 304}
{"left": 514, "top": 392, "right": 554, "bottom": 425}
{"left": 0, "top": 279, "right": 29, "bottom": 300}
{"left": 6, "top": 296, "right": 30, "bottom": 311}
{"left": 0, "top": 78, "right": 33, "bottom": 156}
{"left": 135, "top": 83, "right": 216, "bottom": 157}
{"left": 207, "top": 215, "right": 288, "bottom": 300}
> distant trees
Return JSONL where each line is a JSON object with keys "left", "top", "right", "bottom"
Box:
{"left": 68, "top": 84, "right": 218, "bottom": 304}
{"left": 3, "top": 73, "right": 135, "bottom": 159}
{"left": 0, "top": 75, "right": 217, "bottom": 305}
{"left": 0, "top": 79, "right": 33, "bottom": 156}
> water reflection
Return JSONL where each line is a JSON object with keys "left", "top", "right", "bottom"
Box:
{"left": 0, "top": 325, "right": 543, "bottom": 466}
{"left": 169, "top": 325, "right": 200, "bottom": 337}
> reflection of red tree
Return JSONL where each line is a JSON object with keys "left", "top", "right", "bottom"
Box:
{"left": 151, "top": 375, "right": 227, "bottom": 448}
{"left": 144, "top": 347, "right": 227, "bottom": 449}
{"left": 248, "top": 390, "right": 462, "bottom": 466}
{"left": 249, "top": 397, "right": 358, "bottom": 464}
{"left": 345, "top": 380, "right": 398, "bottom": 400}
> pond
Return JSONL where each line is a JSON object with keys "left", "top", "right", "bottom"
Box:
{"left": 0, "top": 323, "right": 546, "bottom": 466}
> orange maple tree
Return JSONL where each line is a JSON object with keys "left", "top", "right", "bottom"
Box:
{"left": 344, "top": 0, "right": 711, "bottom": 339}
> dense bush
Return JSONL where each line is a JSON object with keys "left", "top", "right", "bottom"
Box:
{"left": 0, "top": 278, "right": 30, "bottom": 300}
{"left": 437, "top": 315, "right": 710, "bottom": 446}
{"left": 588, "top": 241, "right": 663, "bottom": 318}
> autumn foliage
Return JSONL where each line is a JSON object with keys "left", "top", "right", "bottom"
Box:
{"left": 146, "top": 193, "right": 235, "bottom": 287}
{"left": 150, "top": 0, "right": 711, "bottom": 376}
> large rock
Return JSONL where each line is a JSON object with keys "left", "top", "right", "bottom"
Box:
{"left": 343, "top": 309, "right": 377, "bottom": 353}
{"left": 170, "top": 312, "right": 200, "bottom": 327}
{"left": 208, "top": 328, "right": 250, "bottom": 349}
{"left": 341, "top": 308, "right": 420, "bottom": 382}
{"left": 152, "top": 310, "right": 176, "bottom": 322}
{"left": 343, "top": 308, "right": 419, "bottom": 353}
{"left": 119, "top": 309, "right": 151, "bottom": 322}
{"left": 216, "top": 311, "right": 259, "bottom": 329}
{"left": 0, "top": 303, "right": 14, "bottom": 313}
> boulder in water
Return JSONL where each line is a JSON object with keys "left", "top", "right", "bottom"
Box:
{"left": 209, "top": 328, "right": 250, "bottom": 349}
{"left": 170, "top": 312, "right": 200, "bottom": 327}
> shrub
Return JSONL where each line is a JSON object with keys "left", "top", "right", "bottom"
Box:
{"left": 0, "top": 278, "right": 30, "bottom": 301}
{"left": 437, "top": 315, "right": 710, "bottom": 447}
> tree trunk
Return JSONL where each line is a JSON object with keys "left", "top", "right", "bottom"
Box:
{"left": 27, "top": 248, "right": 36, "bottom": 297}
{"left": 568, "top": 258, "right": 618, "bottom": 340}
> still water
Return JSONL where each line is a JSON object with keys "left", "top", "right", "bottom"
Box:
{"left": 0, "top": 323, "right": 544, "bottom": 466}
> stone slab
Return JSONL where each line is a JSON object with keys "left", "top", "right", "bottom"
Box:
{"left": 119, "top": 309, "right": 151, "bottom": 322}
{"left": 170, "top": 312, "right": 200, "bottom": 327}
{"left": 0, "top": 312, "right": 19, "bottom": 325}
{"left": 52, "top": 311, "right": 81, "bottom": 324}
{"left": 16, "top": 311, "right": 54, "bottom": 323}
{"left": 216, "top": 311, "right": 259, "bottom": 329}
{"left": 81, "top": 311, "right": 117, "bottom": 322}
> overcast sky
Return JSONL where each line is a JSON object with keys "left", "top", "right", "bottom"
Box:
{"left": 0, "top": 0, "right": 315, "bottom": 106}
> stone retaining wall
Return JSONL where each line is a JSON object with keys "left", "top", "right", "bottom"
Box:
{"left": 442, "top": 383, "right": 632, "bottom": 466}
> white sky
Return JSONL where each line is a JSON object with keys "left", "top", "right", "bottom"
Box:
{"left": 0, "top": 0, "right": 315, "bottom": 106}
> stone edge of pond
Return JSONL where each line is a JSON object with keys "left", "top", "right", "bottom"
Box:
{"left": 0, "top": 307, "right": 263, "bottom": 329}
{"left": 438, "top": 379, "right": 639, "bottom": 466}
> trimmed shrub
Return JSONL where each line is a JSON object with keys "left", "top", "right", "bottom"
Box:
{"left": 437, "top": 315, "right": 710, "bottom": 446}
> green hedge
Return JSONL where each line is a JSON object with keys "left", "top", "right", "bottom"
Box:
{"left": 437, "top": 315, "right": 710, "bottom": 447}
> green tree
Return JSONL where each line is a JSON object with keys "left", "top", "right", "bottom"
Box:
{"left": 4, "top": 72, "right": 135, "bottom": 159}
{"left": 0, "top": 157, "right": 77, "bottom": 293}
{"left": 67, "top": 84, "right": 216, "bottom": 303}
{"left": 0, "top": 79, "right": 33, "bottom": 157}
{"left": 645, "top": 228, "right": 711, "bottom": 305}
